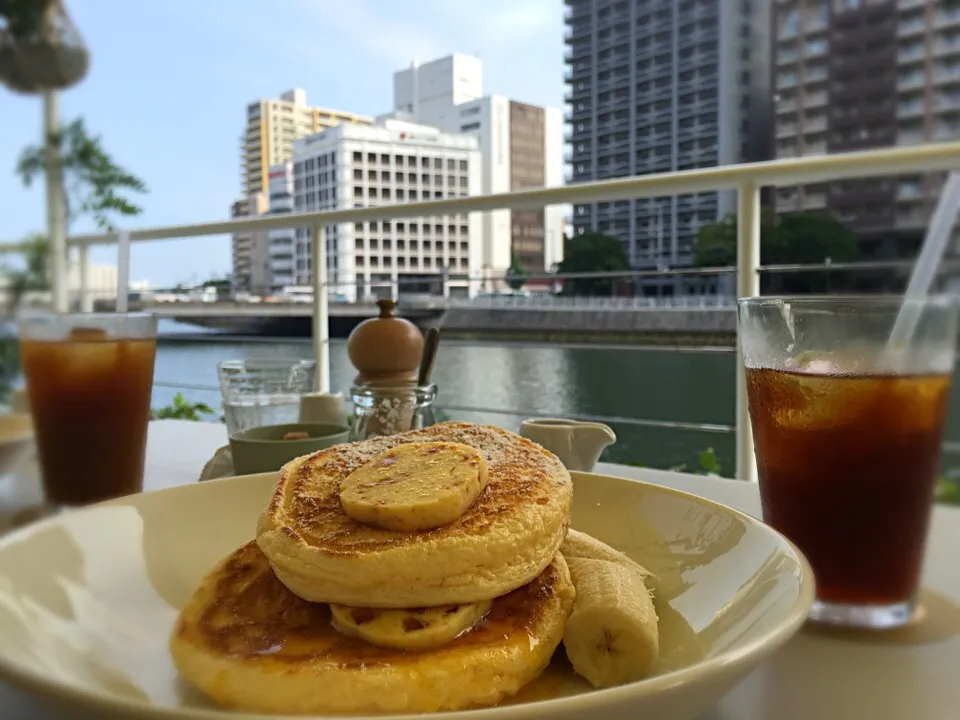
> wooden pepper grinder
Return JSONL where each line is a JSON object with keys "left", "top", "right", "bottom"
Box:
{"left": 347, "top": 299, "right": 424, "bottom": 438}
{"left": 347, "top": 298, "right": 424, "bottom": 385}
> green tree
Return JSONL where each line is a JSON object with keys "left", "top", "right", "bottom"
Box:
{"left": 692, "top": 211, "right": 860, "bottom": 293}
{"left": 17, "top": 117, "right": 147, "bottom": 230}
{"left": 556, "top": 230, "right": 631, "bottom": 296}
{"left": 151, "top": 393, "right": 215, "bottom": 422}
{"left": 4, "top": 233, "right": 48, "bottom": 308}
{"left": 3, "top": 118, "right": 148, "bottom": 308}
{"left": 202, "top": 277, "right": 232, "bottom": 293}
{"left": 505, "top": 255, "right": 528, "bottom": 291}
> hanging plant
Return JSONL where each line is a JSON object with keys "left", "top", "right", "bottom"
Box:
{"left": 0, "top": 0, "right": 89, "bottom": 94}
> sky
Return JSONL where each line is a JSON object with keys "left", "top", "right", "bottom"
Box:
{"left": 0, "top": 0, "right": 565, "bottom": 287}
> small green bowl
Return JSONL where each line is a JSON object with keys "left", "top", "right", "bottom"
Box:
{"left": 229, "top": 422, "right": 351, "bottom": 476}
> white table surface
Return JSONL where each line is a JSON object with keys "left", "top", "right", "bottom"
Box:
{"left": 2, "top": 419, "right": 960, "bottom": 719}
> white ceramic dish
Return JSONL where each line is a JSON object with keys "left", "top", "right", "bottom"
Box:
{"left": 0, "top": 471, "right": 814, "bottom": 719}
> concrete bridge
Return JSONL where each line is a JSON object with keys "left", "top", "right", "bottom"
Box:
{"left": 95, "top": 298, "right": 448, "bottom": 336}
{"left": 93, "top": 294, "right": 738, "bottom": 343}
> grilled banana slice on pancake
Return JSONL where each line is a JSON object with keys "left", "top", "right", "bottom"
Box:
{"left": 170, "top": 542, "right": 575, "bottom": 715}
{"left": 256, "top": 422, "right": 573, "bottom": 608}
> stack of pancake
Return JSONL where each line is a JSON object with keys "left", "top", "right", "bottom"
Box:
{"left": 171, "top": 422, "right": 581, "bottom": 715}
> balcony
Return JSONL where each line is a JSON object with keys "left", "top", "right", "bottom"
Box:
{"left": 899, "top": 73, "right": 928, "bottom": 91}
{"left": 900, "top": 44, "right": 927, "bottom": 64}
{"left": 899, "top": 100, "right": 926, "bottom": 119}
{"left": 934, "top": 67, "right": 960, "bottom": 84}
{"left": 777, "top": 123, "right": 798, "bottom": 139}
{"left": 936, "top": 11, "right": 960, "bottom": 29}
{"left": 776, "top": 97, "right": 798, "bottom": 114}
{"left": 936, "top": 40, "right": 960, "bottom": 57}
{"left": 900, "top": 18, "right": 928, "bottom": 37}
{"left": 804, "top": 15, "right": 828, "bottom": 34}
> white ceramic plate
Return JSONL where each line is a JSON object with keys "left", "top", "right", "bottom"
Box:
{"left": 0, "top": 471, "right": 814, "bottom": 720}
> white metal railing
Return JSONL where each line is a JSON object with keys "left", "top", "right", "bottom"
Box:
{"left": 5, "top": 141, "right": 960, "bottom": 482}
{"left": 448, "top": 294, "right": 736, "bottom": 310}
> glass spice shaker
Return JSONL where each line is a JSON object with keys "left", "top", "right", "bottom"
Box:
{"left": 349, "top": 382, "right": 438, "bottom": 442}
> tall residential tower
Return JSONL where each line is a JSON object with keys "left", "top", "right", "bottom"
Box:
{"left": 564, "top": 0, "right": 771, "bottom": 288}
{"left": 241, "top": 89, "right": 371, "bottom": 197}
{"left": 773, "top": 0, "right": 960, "bottom": 260}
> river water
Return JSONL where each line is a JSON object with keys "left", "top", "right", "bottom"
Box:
{"left": 152, "top": 322, "right": 960, "bottom": 477}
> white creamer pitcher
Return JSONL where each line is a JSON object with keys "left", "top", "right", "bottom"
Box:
{"left": 519, "top": 418, "right": 617, "bottom": 472}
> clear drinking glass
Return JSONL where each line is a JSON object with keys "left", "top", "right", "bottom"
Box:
{"left": 18, "top": 312, "right": 158, "bottom": 506}
{"left": 349, "top": 383, "right": 438, "bottom": 441}
{"left": 738, "top": 296, "right": 959, "bottom": 629}
{"left": 218, "top": 359, "right": 316, "bottom": 435}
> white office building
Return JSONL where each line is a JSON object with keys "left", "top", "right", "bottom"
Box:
{"left": 292, "top": 118, "right": 482, "bottom": 302}
{"left": 265, "top": 163, "right": 297, "bottom": 291}
{"left": 394, "top": 54, "right": 565, "bottom": 282}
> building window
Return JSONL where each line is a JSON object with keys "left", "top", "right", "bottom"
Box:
{"left": 461, "top": 122, "right": 481, "bottom": 132}
{"left": 353, "top": 151, "right": 362, "bottom": 162}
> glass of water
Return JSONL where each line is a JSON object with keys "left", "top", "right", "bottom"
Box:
{"left": 217, "top": 359, "right": 317, "bottom": 435}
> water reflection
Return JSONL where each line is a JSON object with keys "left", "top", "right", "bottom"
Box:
{"left": 151, "top": 334, "right": 960, "bottom": 472}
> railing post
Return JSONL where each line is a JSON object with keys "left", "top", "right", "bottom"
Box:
{"left": 736, "top": 181, "right": 760, "bottom": 482}
{"left": 116, "top": 231, "right": 131, "bottom": 314}
{"left": 78, "top": 244, "right": 93, "bottom": 312}
{"left": 311, "top": 223, "right": 331, "bottom": 393}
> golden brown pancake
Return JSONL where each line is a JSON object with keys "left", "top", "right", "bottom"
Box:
{"left": 256, "top": 422, "right": 572, "bottom": 607}
{"left": 170, "top": 542, "right": 575, "bottom": 715}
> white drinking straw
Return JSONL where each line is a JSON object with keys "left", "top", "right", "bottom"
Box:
{"left": 887, "top": 171, "right": 960, "bottom": 350}
{"left": 116, "top": 230, "right": 130, "bottom": 314}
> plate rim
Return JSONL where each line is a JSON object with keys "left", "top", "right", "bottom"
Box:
{"left": 0, "top": 470, "right": 816, "bottom": 720}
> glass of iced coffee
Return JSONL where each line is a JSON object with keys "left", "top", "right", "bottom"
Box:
{"left": 738, "top": 296, "right": 958, "bottom": 629}
{"left": 18, "top": 312, "right": 157, "bottom": 506}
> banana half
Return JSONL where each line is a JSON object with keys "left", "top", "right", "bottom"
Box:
{"left": 339, "top": 441, "right": 489, "bottom": 532}
{"left": 560, "top": 532, "right": 659, "bottom": 689}
{"left": 330, "top": 600, "right": 493, "bottom": 651}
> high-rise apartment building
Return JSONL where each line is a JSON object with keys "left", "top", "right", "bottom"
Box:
{"left": 235, "top": 90, "right": 371, "bottom": 287}
{"left": 773, "top": 0, "right": 960, "bottom": 259}
{"left": 564, "top": 0, "right": 771, "bottom": 286}
{"left": 394, "top": 54, "right": 565, "bottom": 277}
{"left": 230, "top": 194, "right": 269, "bottom": 292}
{"left": 241, "top": 89, "right": 371, "bottom": 197}
{"left": 291, "top": 118, "right": 482, "bottom": 301}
